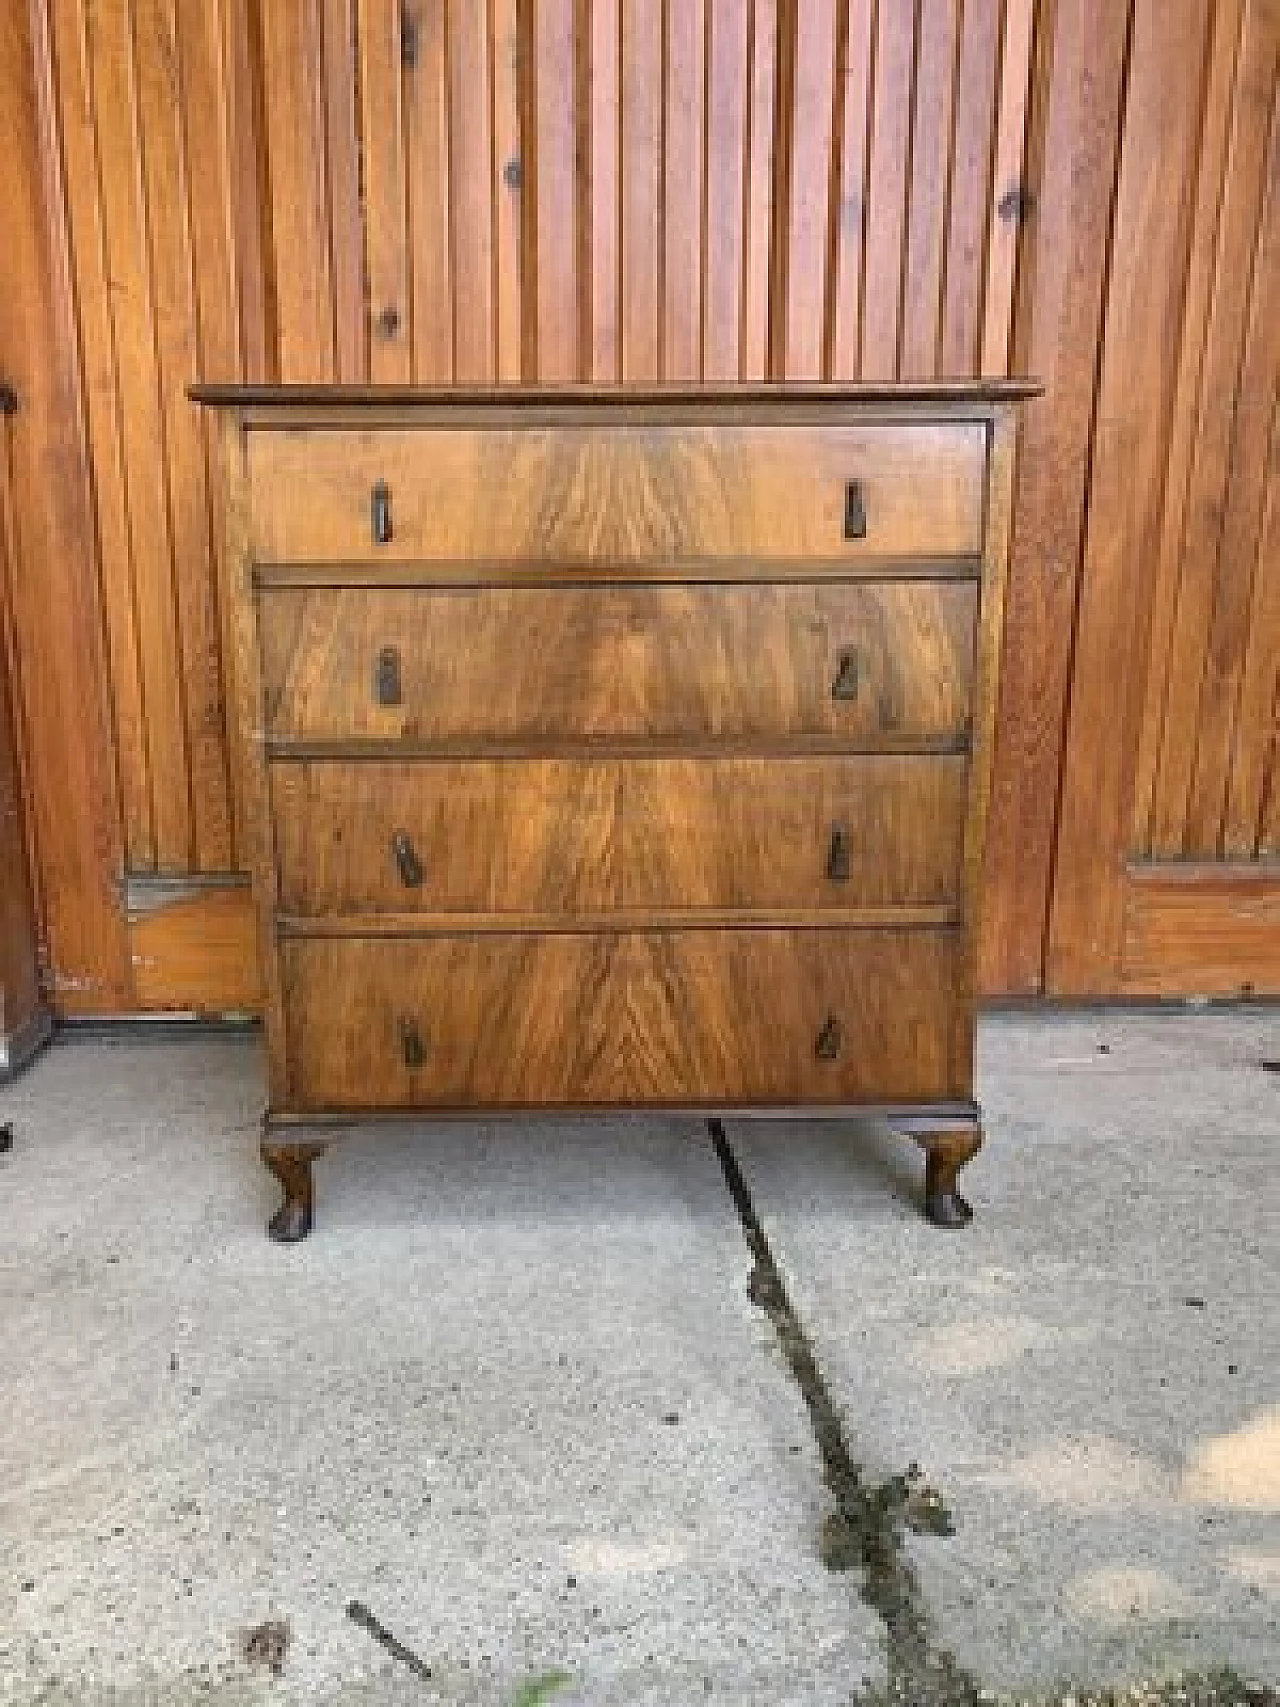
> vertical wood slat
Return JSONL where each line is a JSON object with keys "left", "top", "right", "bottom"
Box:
{"left": 258, "top": 0, "right": 334, "bottom": 380}
{"left": 940, "top": 0, "right": 1000, "bottom": 377}
{"left": 1130, "top": 0, "right": 1245, "bottom": 855}
{"left": 621, "top": 0, "right": 662, "bottom": 381}
{"left": 405, "top": 0, "right": 453, "bottom": 381}
{"left": 1225, "top": 382, "right": 1280, "bottom": 854}
{"left": 493, "top": 0, "right": 524, "bottom": 381}
{"left": 979, "top": 0, "right": 1035, "bottom": 376}
{"left": 48, "top": 0, "right": 154, "bottom": 870}
{"left": 1188, "top": 62, "right": 1280, "bottom": 855}
{"left": 663, "top": 0, "right": 707, "bottom": 380}
{"left": 0, "top": 0, "right": 132, "bottom": 1008}
{"left": 1149, "top": 0, "right": 1277, "bottom": 856}
{"left": 136, "top": 0, "right": 234, "bottom": 872}
{"left": 861, "top": 0, "right": 917, "bottom": 380}
{"left": 1246, "top": 412, "right": 1280, "bottom": 853}
{"left": 322, "top": 0, "right": 366, "bottom": 383}
{"left": 586, "top": 0, "right": 621, "bottom": 380}
{"left": 1048, "top": 0, "right": 1215, "bottom": 995}
{"left": 221, "top": 0, "right": 273, "bottom": 382}
{"left": 0, "top": 427, "right": 46, "bottom": 1048}
{"left": 448, "top": 0, "right": 496, "bottom": 382}
{"left": 979, "top": 0, "right": 1130, "bottom": 995}
{"left": 179, "top": 0, "right": 259, "bottom": 868}
{"left": 741, "top": 0, "right": 778, "bottom": 378}
{"left": 900, "top": 0, "right": 959, "bottom": 379}
{"left": 829, "top": 0, "right": 874, "bottom": 380}
{"left": 703, "top": 0, "right": 749, "bottom": 381}
{"left": 87, "top": 0, "right": 193, "bottom": 869}
{"left": 533, "top": 0, "right": 578, "bottom": 381}
{"left": 781, "top": 0, "right": 839, "bottom": 379}
{"left": 360, "top": 0, "right": 412, "bottom": 382}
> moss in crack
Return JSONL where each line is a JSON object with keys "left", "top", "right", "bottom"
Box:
{"left": 714, "top": 1120, "right": 978, "bottom": 1704}
{"left": 710, "top": 1123, "right": 1278, "bottom": 1707}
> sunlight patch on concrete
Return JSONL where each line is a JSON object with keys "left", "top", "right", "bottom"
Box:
{"left": 1181, "top": 1409, "right": 1280, "bottom": 1510}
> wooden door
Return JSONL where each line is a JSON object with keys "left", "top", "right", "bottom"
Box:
{"left": 1049, "top": 0, "right": 1280, "bottom": 996}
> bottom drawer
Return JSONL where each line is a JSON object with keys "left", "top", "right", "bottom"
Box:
{"left": 280, "top": 930, "right": 969, "bottom": 1108}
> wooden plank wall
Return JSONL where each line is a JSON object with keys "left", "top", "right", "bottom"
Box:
{"left": 0, "top": 401, "right": 49, "bottom": 1066}
{"left": 1049, "top": 0, "right": 1280, "bottom": 995}
{"left": 0, "top": 0, "right": 1275, "bottom": 1013}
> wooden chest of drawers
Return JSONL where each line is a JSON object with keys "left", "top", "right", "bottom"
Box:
{"left": 196, "top": 385, "right": 1029, "bottom": 1240}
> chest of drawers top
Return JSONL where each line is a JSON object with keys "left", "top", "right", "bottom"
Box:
{"left": 195, "top": 382, "right": 1031, "bottom": 1237}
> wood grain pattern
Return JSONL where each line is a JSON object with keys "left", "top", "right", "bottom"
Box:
{"left": 246, "top": 419, "right": 987, "bottom": 562}
{"left": 586, "top": 0, "right": 621, "bottom": 381}
{"left": 492, "top": 0, "right": 524, "bottom": 382}
{"left": 85, "top": 0, "right": 192, "bottom": 868}
{"left": 137, "top": 0, "right": 234, "bottom": 870}
{"left": 1148, "top": 0, "right": 1278, "bottom": 860}
{"left": 533, "top": 0, "right": 578, "bottom": 381}
{"left": 270, "top": 754, "right": 968, "bottom": 917}
{"left": 321, "top": 0, "right": 365, "bottom": 383}
{"left": 979, "top": 0, "right": 1035, "bottom": 377}
{"left": 783, "top": 0, "right": 839, "bottom": 380}
{"left": 619, "top": 0, "right": 662, "bottom": 382}
{"left": 901, "top": 0, "right": 960, "bottom": 380}
{"left": 1048, "top": 1, "right": 1215, "bottom": 994}
{"left": 942, "top": 0, "right": 1000, "bottom": 377}
{"left": 216, "top": 411, "right": 287, "bottom": 1099}
{"left": 829, "top": 0, "right": 874, "bottom": 381}
{"left": 1225, "top": 397, "right": 1279, "bottom": 856}
{"left": 663, "top": 0, "right": 706, "bottom": 381}
{"left": 1046, "top": 0, "right": 1280, "bottom": 994}
{"left": 741, "top": 0, "right": 778, "bottom": 379}
{"left": 360, "top": 0, "right": 411, "bottom": 385}
{"left": 1121, "top": 864, "right": 1280, "bottom": 998}
{"left": 1184, "top": 42, "right": 1280, "bottom": 857}
{"left": 447, "top": 0, "right": 496, "bottom": 383}
{"left": 280, "top": 927, "right": 968, "bottom": 1109}
{"left": 404, "top": 0, "right": 452, "bottom": 381}
{"left": 257, "top": 579, "right": 978, "bottom": 745}
{"left": 0, "top": 0, "right": 131, "bottom": 1012}
{"left": 128, "top": 882, "right": 260, "bottom": 1013}
{"left": 0, "top": 437, "right": 43, "bottom": 1052}
{"left": 979, "top": 0, "right": 1130, "bottom": 995}
{"left": 48, "top": 0, "right": 153, "bottom": 868}
{"left": 1130, "top": 0, "right": 1247, "bottom": 855}
{"left": 703, "top": 0, "right": 750, "bottom": 382}
{"left": 258, "top": 0, "right": 333, "bottom": 380}
{"left": 860, "top": 1, "right": 915, "bottom": 380}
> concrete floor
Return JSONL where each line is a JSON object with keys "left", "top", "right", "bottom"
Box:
{"left": 0, "top": 1011, "right": 1276, "bottom": 1704}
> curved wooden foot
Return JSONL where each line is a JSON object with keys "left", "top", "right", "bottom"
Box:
{"left": 261, "top": 1140, "right": 325, "bottom": 1242}
{"left": 915, "top": 1126, "right": 982, "bottom": 1229}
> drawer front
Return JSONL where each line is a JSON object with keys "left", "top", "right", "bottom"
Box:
{"left": 247, "top": 423, "right": 986, "bottom": 563}
{"left": 259, "top": 582, "right": 977, "bottom": 746}
{"left": 280, "top": 930, "right": 966, "bottom": 1107}
{"left": 271, "top": 755, "right": 967, "bottom": 916}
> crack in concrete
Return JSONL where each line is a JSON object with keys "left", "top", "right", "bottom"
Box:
{"left": 706, "top": 1118, "right": 1279, "bottom": 1707}
{"left": 707, "top": 1116, "right": 975, "bottom": 1705}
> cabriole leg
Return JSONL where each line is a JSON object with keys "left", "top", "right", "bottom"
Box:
{"left": 261, "top": 1139, "right": 325, "bottom": 1243}
{"left": 915, "top": 1126, "right": 983, "bottom": 1229}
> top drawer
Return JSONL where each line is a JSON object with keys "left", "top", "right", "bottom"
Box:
{"left": 246, "top": 422, "right": 987, "bottom": 567}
